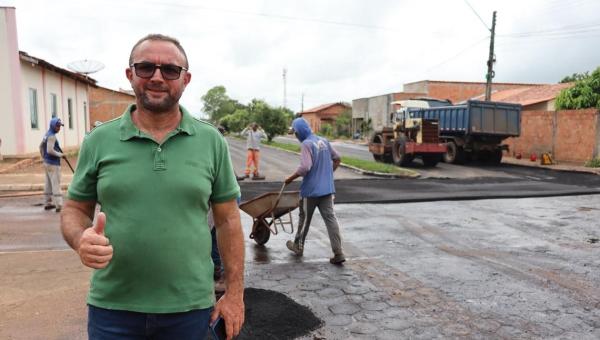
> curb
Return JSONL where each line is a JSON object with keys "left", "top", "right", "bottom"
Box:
{"left": 0, "top": 183, "right": 69, "bottom": 192}
{"left": 502, "top": 157, "right": 600, "bottom": 176}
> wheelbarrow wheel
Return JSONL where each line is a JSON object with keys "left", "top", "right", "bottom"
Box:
{"left": 251, "top": 220, "right": 271, "bottom": 245}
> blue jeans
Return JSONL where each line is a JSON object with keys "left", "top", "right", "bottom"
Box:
{"left": 88, "top": 305, "right": 212, "bottom": 340}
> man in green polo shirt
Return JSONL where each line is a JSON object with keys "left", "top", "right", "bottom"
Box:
{"left": 60, "top": 34, "right": 245, "bottom": 339}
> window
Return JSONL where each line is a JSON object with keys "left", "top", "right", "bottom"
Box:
{"left": 67, "top": 98, "right": 73, "bottom": 129}
{"left": 50, "top": 93, "right": 57, "bottom": 118}
{"left": 29, "top": 88, "right": 38, "bottom": 129}
{"left": 83, "top": 101, "right": 88, "bottom": 132}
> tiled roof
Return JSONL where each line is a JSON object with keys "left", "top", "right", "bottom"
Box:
{"left": 472, "top": 83, "right": 573, "bottom": 106}
{"left": 19, "top": 51, "right": 97, "bottom": 86}
{"left": 300, "top": 102, "right": 350, "bottom": 114}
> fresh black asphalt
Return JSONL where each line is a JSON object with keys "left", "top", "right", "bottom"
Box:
{"left": 239, "top": 165, "right": 600, "bottom": 204}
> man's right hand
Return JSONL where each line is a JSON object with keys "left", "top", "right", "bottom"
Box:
{"left": 77, "top": 212, "right": 113, "bottom": 269}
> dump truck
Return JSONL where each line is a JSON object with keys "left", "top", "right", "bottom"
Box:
{"left": 406, "top": 100, "right": 522, "bottom": 164}
{"left": 368, "top": 101, "right": 447, "bottom": 167}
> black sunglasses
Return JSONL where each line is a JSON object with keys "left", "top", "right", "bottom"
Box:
{"left": 130, "top": 62, "right": 188, "bottom": 80}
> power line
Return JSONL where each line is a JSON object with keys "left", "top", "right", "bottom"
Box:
{"left": 136, "top": 0, "right": 404, "bottom": 32}
{"left": 463, "top": 0, "right": 490, "bottom": 31}
{"left": 425, "top": 36, "right": 489, "bottom": 73}
{"left": 500, "top": 22, "right": 600, "bottom": 38}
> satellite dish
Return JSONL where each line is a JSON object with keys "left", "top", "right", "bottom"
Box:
{"left": 67, "top": 59, "right": 105, "bottom": 76}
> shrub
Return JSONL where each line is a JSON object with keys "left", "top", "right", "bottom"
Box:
{"left": 585, "top": 157, "right": 600, "bottom": 168}
{"left": 319, "top": 123, "right": 333, "bottom": 138}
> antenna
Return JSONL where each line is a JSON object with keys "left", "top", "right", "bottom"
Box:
{"left": 67, "top": 59, "right": 105, "bottom": 77}
{"left": 282, "top": 67, "right": 287, "bottom": 109}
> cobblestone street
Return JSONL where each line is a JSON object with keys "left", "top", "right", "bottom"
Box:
{"left": 241, "top": 195, "right": 600, "bottom": 339}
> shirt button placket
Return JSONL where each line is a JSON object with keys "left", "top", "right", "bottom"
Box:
{"left": 154, "top": 145, "right": 167, "bottom": 171}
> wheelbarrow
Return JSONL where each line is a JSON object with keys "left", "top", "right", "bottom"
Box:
{"left": 239, "top": 183, "right": 300, "bottom": 245}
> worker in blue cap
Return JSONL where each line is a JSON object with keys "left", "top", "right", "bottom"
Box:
{"left": 39, "top": 117, "right": 64, "bottom": 212}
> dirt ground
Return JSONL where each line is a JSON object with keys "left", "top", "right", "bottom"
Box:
{"left": 0, "top": 155, "right": 78, "bottom": 175}
{"left": 0, "top": 250, "right": 90, "bottom": 340}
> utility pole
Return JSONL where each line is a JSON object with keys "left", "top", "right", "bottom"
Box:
{"left": 282, "top": 68, "right": 287, "bottom": 109}
{"left": 301, "top": 92, "right": 304, "bottom": 113}
{"left": 485, "top": 11, "right": 497, "bottom": 101}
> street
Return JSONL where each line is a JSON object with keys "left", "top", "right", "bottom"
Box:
{"left": 1, "top": 139, "right": 600, "bottom": 339}
{"left": 240, "top": 137, "right": 600, "bottom": 203}
{"left": 2, "top": 193, "right": 600, "bottom": 339}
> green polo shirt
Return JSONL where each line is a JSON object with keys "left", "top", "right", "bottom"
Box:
{"left": 68, "top": 104, "right": 240, "bottom": 313}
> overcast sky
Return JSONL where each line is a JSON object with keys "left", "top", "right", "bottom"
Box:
{"left": 2, "top": 0, "right": 599, "bottom": 116}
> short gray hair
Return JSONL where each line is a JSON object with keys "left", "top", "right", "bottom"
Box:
{"left": 129, "top": 33, "right": 189, "bottom": 68}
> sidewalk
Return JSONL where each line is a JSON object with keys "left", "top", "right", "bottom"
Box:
{"left": 502, "top": 156, "right": 600, "bottom": 175}
{"left": 0, "top": 173, "right": 72, "bottom": 192}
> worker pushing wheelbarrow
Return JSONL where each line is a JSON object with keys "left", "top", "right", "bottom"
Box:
{"left": 239, "top": 183, "right": 299, "bottom": 245}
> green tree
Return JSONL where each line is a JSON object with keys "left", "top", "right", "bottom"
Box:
{"left": 319, "top": 123, "right": 333, "bottom": 138}
{"left": 201, "top": 86, "right": 244, "bottom": 123}
{"left": 560, "top": 72, "right": 590, "bottom": 83}
{"left": 220, "top": 108, "right": 252, "bottom": 133}
{"left": 334, "top": 108, "right": 352, "bottom": 138}
{"left": 248, "top": 99, "right": 292, "bottom": 141}
{"left": 555, "top": 66, "right": 600, "bottom": 110}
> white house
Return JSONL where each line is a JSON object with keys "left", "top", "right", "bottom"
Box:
{"left": 0, "top": 6, "right": 96, "bottom": 157}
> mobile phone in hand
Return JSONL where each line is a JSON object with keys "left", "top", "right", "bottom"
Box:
{"left": 210, "top": 317, "right": 227, "bottom": 340}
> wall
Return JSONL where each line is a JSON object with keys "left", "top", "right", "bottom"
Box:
{"left": 404, "top": 81, "right": 539, "bottom": 104}
{"left": 19, "top": 61, "right": 89, "bottom": 155}
{"left": 317, "top": 104, "right": 347, "bottom": 119}
{"left": 524, "top": 98, "right": 558, "bottom": 112}
{"left": 0, "top": 7, "right": 23, "bottom": 156}
{"left": 301, "top": 112, "right": 320, "bottom": 133}
{"left": 352, "top": 98, "right": 368, "bottom": 134}
{"left": 352, "top": 92, "right": 426, "bottom": 135}
{"left": 300, "top": 104, "right": 349, "bottom": 134}
{"left": 89, "top": 86, "right": 135, "bottom": 130}
{"left": 505, "top": 109, "right": 599, "bottom": 163}
{"left": 352, "top": 98, "right": 368, "bottom": 119}
{"left": 555, "top": 109, "right": 599, "bottom": 162}
{"left": 367, "top": 94, "right": 394, "bottom": 132}
{"left": 522, "top": 102, "right": 549, "bottom": 111}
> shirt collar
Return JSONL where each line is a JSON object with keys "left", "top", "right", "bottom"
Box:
{"left": 120, "top": 104, "right": 196, "bottom": 141}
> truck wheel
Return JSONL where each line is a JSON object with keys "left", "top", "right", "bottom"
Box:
{"left": 422, "top": 154, "right": 440, "bottom": 167}
{"left": 392, "top": 136, "right": 412, "bottom": 166}
{"left": 444, "top": 141, "right": 465, "bottom": 164}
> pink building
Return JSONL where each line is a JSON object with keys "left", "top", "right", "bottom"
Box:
{"left": 0, "top": 6, "right": 95, "bottom": 156}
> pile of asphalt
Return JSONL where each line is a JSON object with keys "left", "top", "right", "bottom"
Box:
{"left": 236, "top": 288, "right": 323, "bottom": 339}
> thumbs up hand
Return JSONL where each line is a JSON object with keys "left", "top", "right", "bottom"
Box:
{"left": 77, "top": 212, "right": 113, "bottom": 269}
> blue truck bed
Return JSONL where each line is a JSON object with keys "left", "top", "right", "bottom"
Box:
{"left": 407, "top": 100, "right": 521, "bottom": 138}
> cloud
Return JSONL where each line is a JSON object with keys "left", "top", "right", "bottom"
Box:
{"left": 7, "top": 0, "right": 600, "bottom": 115}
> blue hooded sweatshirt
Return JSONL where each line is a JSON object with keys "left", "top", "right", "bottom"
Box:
{"left": 292, "top": 118, "right": 337, "bottom": 198}
{"left": 41, "top": 117, "right": 63, "bottom": 166}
